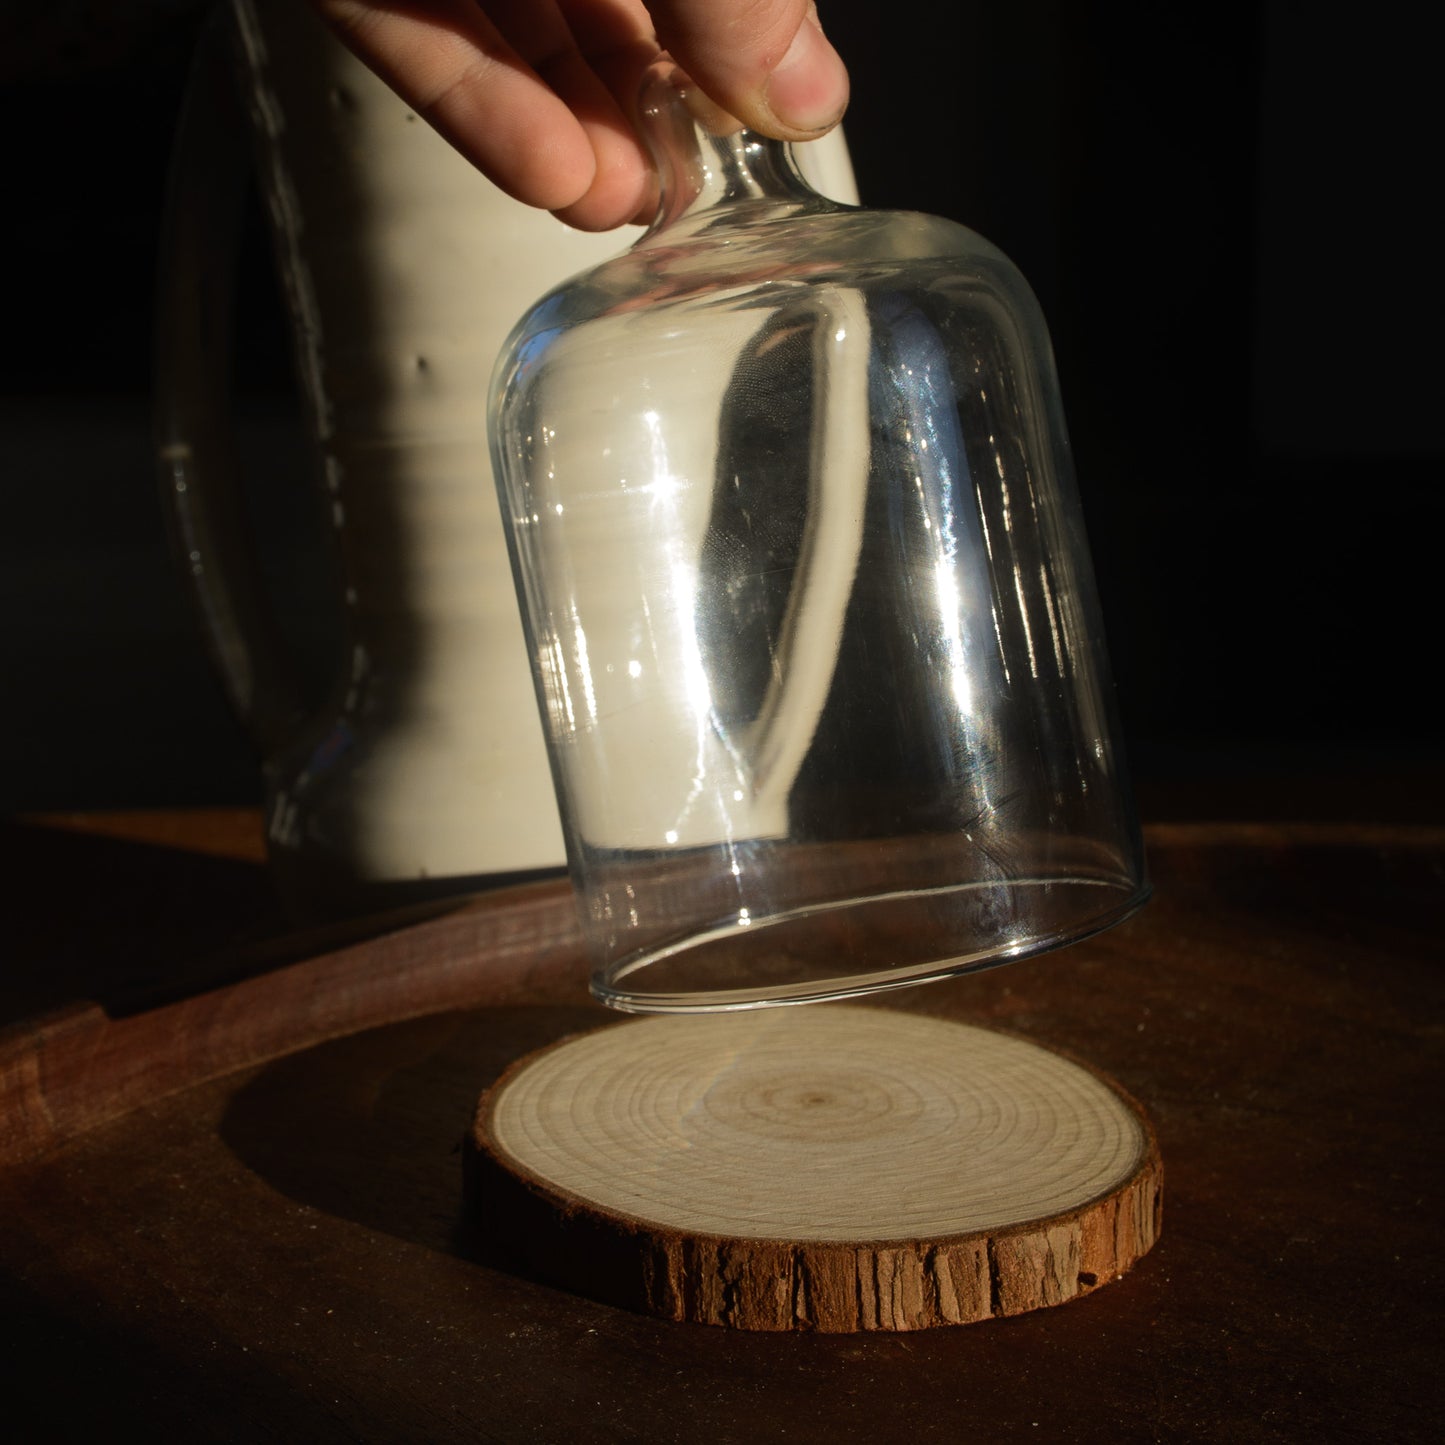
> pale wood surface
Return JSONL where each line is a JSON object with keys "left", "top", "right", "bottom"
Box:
{"left": 472, "top": 1008, "right": 1160, "bottom": 1329}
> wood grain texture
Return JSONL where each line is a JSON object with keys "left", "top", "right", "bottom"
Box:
{"left": 470, "top": 1008, "right": 1160, "bottom": 1330}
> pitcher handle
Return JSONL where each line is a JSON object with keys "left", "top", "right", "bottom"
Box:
{"left": 154, "top": 8, "right": 306, "bottom": 760}
{"left": 748, "top": 285, "right": 872, "bottom": 805}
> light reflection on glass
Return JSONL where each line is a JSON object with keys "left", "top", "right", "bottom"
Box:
{"left": 934, "top": 561, "right": 973, "bottom": 715}
{"left": 1014, "top": 564, "right": 1039, "bottom": 679}
{"left": 1039, "top": 559, "right": 1067, "bottom": 677}
{"left": 571, "top": 610, "right": 598, "bottom": 725}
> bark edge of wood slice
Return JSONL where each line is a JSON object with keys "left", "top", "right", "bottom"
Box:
{"left": 466, "top": 1006, "right": 1161, "bottom": 1332}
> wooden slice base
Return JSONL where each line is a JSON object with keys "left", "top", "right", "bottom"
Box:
{"left": 467, "top": 1007, "right": 1161, "bottom": 1332}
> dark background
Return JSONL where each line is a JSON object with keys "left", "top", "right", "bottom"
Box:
{"left": 2, "top": 0, "right": 1440, "bottom": 819}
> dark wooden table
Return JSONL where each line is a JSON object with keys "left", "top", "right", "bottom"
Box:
{"left": 2, "top": 811, "right": 1441, "bottom": 1442}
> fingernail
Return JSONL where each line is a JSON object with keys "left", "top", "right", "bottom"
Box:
{"left": 763, "top": 13, "right": 849, "bottom": 135}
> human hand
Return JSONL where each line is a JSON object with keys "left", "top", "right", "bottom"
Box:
{"left": 308, "top": 0, "right": 849, "bottom": 231}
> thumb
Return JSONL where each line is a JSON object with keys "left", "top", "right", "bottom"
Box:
{"left": 645, "top": 0, "right": 849, "bottom": 138}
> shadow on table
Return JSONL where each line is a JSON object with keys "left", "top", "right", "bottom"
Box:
{"left": 218, "top": 1003, "right": 606, "bottom": 1259}
{"left": 0, "top": 818, "right": 281, "bottom": 1025}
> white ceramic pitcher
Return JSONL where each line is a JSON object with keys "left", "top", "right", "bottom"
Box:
{"left": 156, "top": 0, "right": 858, "bottom": 918}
